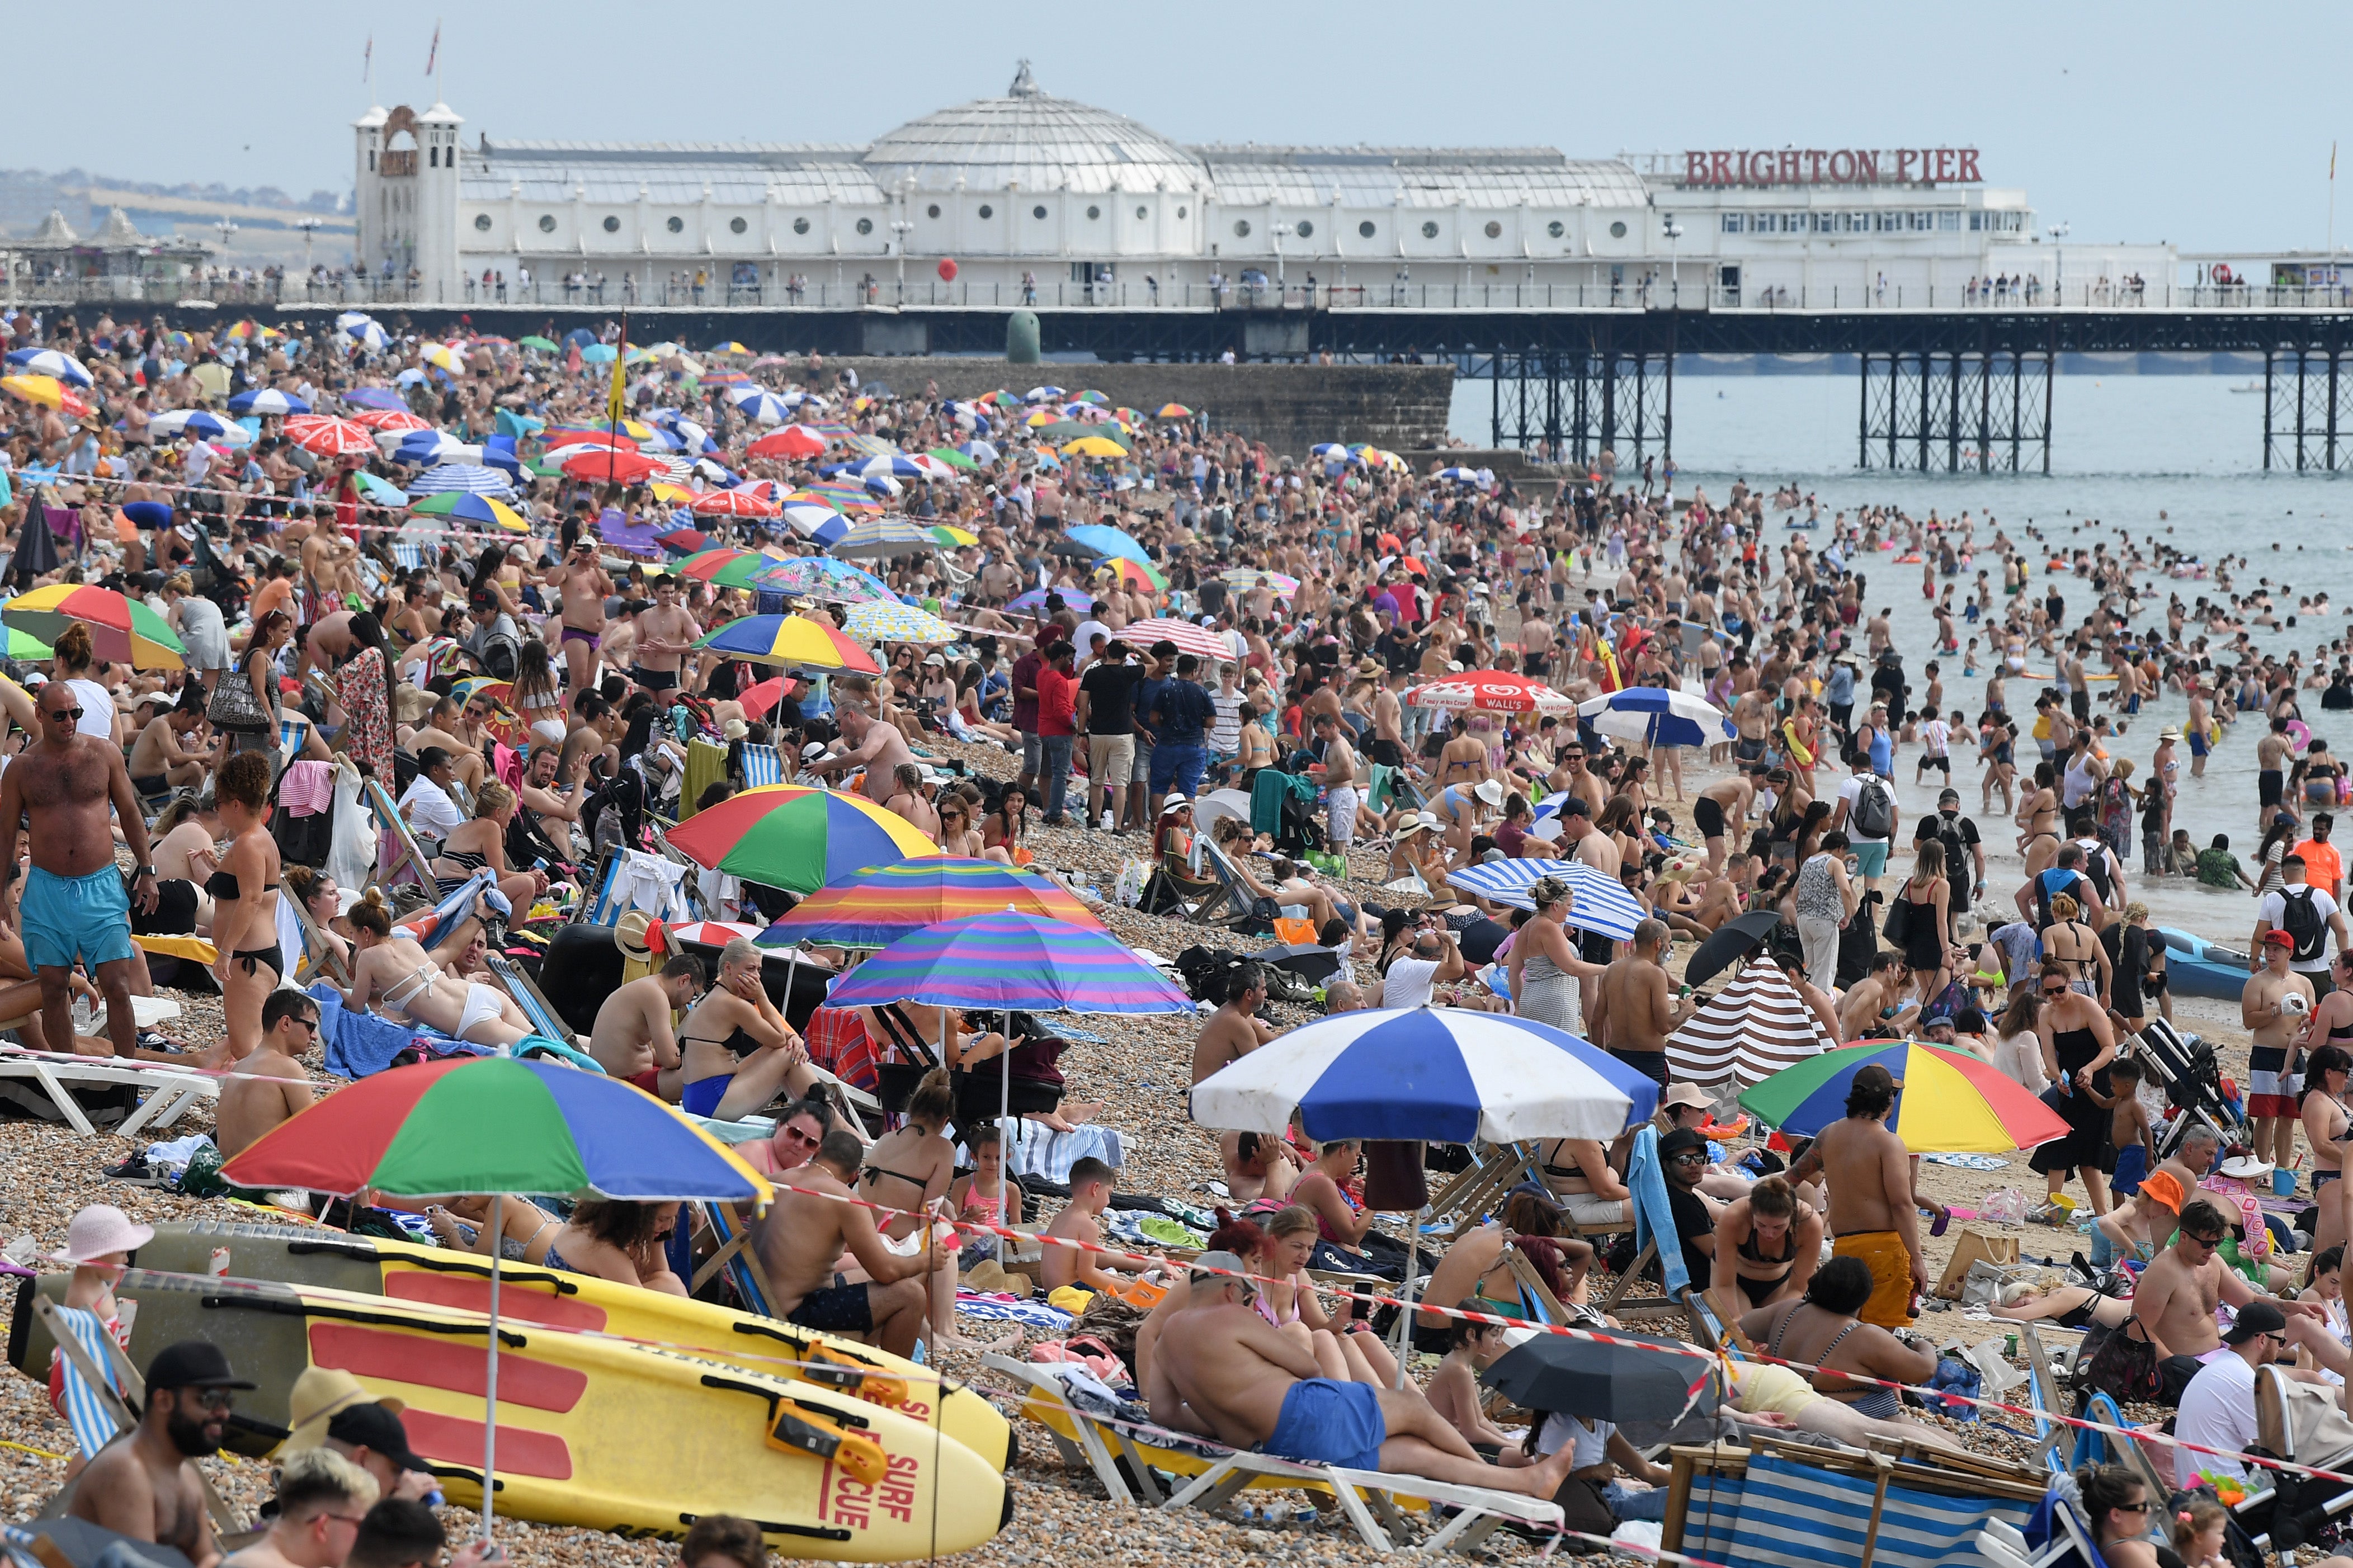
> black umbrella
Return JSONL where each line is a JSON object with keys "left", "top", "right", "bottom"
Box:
{"left": 10, "top": 493, "right": 62, "bottom": 588}
{"left": 1684, "top": 909, "right": 1786, "bottom": 990}
{"left": 1045, "top": 536, "right": 1097, "bottom": 558}
{"left": 1481, "top": 1333, "right": 1717, "bottom": 1426}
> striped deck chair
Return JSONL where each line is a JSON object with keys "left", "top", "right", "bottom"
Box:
{"left": 482, "top": 952, "right": 584, "bottom": 1051}
{"left": 39, "top": 1301, "right": 128, "bottom": 1458}
{"left": 691, "top": 1200, "right": 781, "bottom": 1315}
{"left": 279, "top": 714, "right": 312, "bottom": 761}
{"left": 364, "top": 779, "right": 436, "bottom": 892}
{"left": 738, "top": 743, "right": 784, "bottom": 788}
{"left": 1607, "top": 1124, "right": 1692, "bottom": 1325}
{"left": 1713, "top": 1450, "right": 2038, "bottom": 1568}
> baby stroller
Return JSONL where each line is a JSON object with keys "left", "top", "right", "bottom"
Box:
{"left": 2133, "top": 1015, "right": 2247, "bottom": 1159}
{"left": 2243, "top": 1364, "right": 2353, "bottom": 1562}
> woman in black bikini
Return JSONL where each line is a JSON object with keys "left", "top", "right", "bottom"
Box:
{"left": 208, "top": 752, "right": 284, "bottom": 1066}
{"left": 431, "top": 782, "right": 548, "bottom": 913}
{"left": 851, "top": 1068, "right": 988, "bottom": 1349}
{"left": 676, "top": 938, "right": 812, "bottom": 1120}
{"left": 1708, "top": 1175, "right": 1823, "bottom": 1316}
{"left": 2030, "top": 960, "right": 2120, "bottom": 1215}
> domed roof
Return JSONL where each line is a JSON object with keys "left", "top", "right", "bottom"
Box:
{"left": 862, "top": 62, "right": 1206, "bottom": 197}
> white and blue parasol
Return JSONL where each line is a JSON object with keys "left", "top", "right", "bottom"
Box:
{"left": 148, "top": 409, "right": 246, "bottom": 443}
{"left": 389, "top": 429, "right": 477, "bottom": 466}
{"left": 1577, "top": 686, "right": 1733, "bottom": 750}
{"left": 1189, "top": 1006, "right": 1658, "bottom": 1143}
{"left": 4, "top": 348, "right": 92, "bottom": 388}
{"left": 227, "top": 388, "right": 311, "bottom": 417}
{"left": 727, "top": 388, "right": 793, "bottom": 425}
{"left": 406, "top": 463, "right": 515, "bottom": 499}
{"left": 1445, "top": 857, "right": 1645, "bottom": 938}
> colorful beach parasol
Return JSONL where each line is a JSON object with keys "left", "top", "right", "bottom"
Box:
{"left": 1408, "top": 670, "right": 1577, "bottom": 715}
{"left": 3, "top": 584, "right": 185, "bottom": 669}
{"left": 843, "top": 601, "right": 954, "bottom": 645}
{"left": 694, "top": 613, "right": 881, "bottom": 672}
{"left": 824, "top": 911, "right": 1191, "bottom": 1016}
{"left": 409, "top": 491, "right": 530, "bottom": 532}
{"left": 1117, "top": 617, "right": 1229, "bottom": 663}
{"left": 1738, "top": 1040, "right": 2072, "bottom": 1154}
{"left": 665, "top": 786, "right": 939, "bottom": 895}
{"left": 746, "top": 556, "right": 898, "bottom": 605}
{"left": 757, "top": 857, "right": 1104, "bottom": 951}
{"left": 829, "top": 517, "right": 941, "bottom": 560}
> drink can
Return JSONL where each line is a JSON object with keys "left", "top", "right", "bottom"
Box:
{"left": 2005, "top": 1333, "right": 2019, "bottom": 1357}
{"left": 208, "top": 1248, "right": 232, "bottom": 1278}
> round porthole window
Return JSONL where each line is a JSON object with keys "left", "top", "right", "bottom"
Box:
{"left": 729, "top": 216, "right": 747, "bottom": 234}
{"left": 1032, "top": 205, "right": 1048, "bottom": 220}
{"left": 1087, "top": 205, "right": 1100, "bottom": 220}
{"left": 856, "top": 217, "right": 873, "bottom": 235}
{"left": 1610, "top": 220, "right": 1627, "bottom": 238}
{"left": 602, "top": 215, "right": 620, "bottom": 233}
{"left": 1135, "top": 205, "right": 1147, "bottom": 220}
{"left": 1483, "top": 220, "right": 1502, "bottom": 238}
{"left": 926, "top": 204, "right": 940, "bottom": 219}
{"left": 1548, "top": 220, "right": 1564, "bottom": 238}
{"left": 537, "top": 214, "right": 557, "bottom": 233}
{"left": 666, "top": 215, "right": 683, "bottom": 233}
{"left": 1359, "top": 220, "right": 1376, "bottom": 238}
{"left": 1234, "top": 220, "right": 1251, "bottom": 238}
{"left": 473, "top": 213, "right": 492, "bottom": 231}
{"left": 1421, "top": 220, "right": 1439, "bottom": 239}
{"left": 793, "top": 216, "right": 810, "bottom": 234}
{"left": 978, "top": 204, "right": 993, "bottom": 219}
{"left": 1295, "top": 219, "right": 1313, "bottom": 238}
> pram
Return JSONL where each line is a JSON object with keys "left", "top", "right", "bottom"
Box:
{"left": 2238, "top": 1364, "right": 2353, "bottom": 1562}
{"left": 2132, "top": 1015, "right": 2248, "bottom": 1159}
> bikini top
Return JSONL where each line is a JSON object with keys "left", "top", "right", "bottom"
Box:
{"left": 205, "top": 870, "right": 241, "bottom": 900}
{"left": 440, "top": 848, "right": 489, "bottom": 873}
{"left": 683, "top": 1026, "right": 764, "bottom": 1059}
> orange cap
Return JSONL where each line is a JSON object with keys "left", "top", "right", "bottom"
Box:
{"left": 2139, "top": 1169, "right": 2185, "bottom": 1213}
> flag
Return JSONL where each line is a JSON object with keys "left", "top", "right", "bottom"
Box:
{"left": 424, "top": 21, "right": 439, "bottom": 76}
{"left": 606, "top": 313, "right": 629, "bottom": 427}
{"left": 363, "top": 35, "right": 372, "bottom": 82}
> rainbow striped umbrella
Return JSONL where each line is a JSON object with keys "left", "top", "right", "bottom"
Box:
{"left": 1738, "top": 1040, "right": 2072, "bottom": 1154}
{"left": 3, "top": 584, "right": 185, "bottom": 669}
{"left": 694, "top": 613, "right": 881, "bottom": 672}
{"left": 824, "top": 911, "right": 1192, "bottom": 1016}
{"left": 409, "top": 490, "right": 530, "bottom": 532}
{"left": 757, "top": 857, "right": 1104, "bottom": 950}
{"left": 749, "top": 556, "right": 898, "bottom": 606}
{"left": 666, "top": 786, "right": 939, "bottom": 895}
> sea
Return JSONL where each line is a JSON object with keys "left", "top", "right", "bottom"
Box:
{"left": 1447, "top": 372, "right": 2353, "bottom": 938}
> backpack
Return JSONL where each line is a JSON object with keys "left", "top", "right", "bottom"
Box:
{"left": 2281, "top": 885, "right": 2328, "bottom": 964}
{"left": 2074, "top": 838, "right": 2116, "bottom": 906}
{"left": 1849, "top": 776, "right": 1894, "bottom": 840}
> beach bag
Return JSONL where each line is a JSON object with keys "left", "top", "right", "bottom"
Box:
{"left": 1111, "top": 857, "right": 1150, "bottom": 909}
{"left": 207, "top": 662, "right": 274, "bottom": 733}
{"left": 2080, "top": 1315, "right": 2162, "bottom": 1405}
{"left": 1935, "top": 1229, "right": 2021, "bottom": 1300}
{"left": 1882, "top": 892, "right": 1914, "bottom": 948}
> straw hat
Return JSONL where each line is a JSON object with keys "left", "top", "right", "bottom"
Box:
{"left": 48, "top": 1204, "right": 152, "bottom": 1264}
{"left": 281, "top": 1366, "right": 405, "bottom": 1454}
{"left": 615, "top": 910, "right": 661, "bottom": 963}
{"left": 393, "top": 685, "right": 436, "bottom": 724}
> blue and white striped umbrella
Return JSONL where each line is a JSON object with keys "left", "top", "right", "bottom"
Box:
{"left": 1309, "top": 442, "right": 1350, "bottom": 460}
{"left": 1577, "top": 686, "right": 1733, "bottom": 750}
{"left": 959, "top": 440, "right": 1000, "bottom": 464}
{"left": 343, "top": 318, "right": 390, "bottom": 351}
{"left": 406, "top": 463, "right": 515, "bottom": 499}
{"left": 1022, "top": 385, "right": 1065, "bottom": 402}
{"left": 1435, "top": 465, "right": 1490, "bottom": 485}
{"left": 148, "top": 409, "right": 242, "bottom": 441}
{"left": 833, "top": 453, "right": 928, "bottom": 481}
{"left": 390, "top": 429, "right": 476, "bottom": 466}
{"left": 1445, "top": 858, "right": 1647, "bottom": 939}
{"left": 780, "top": 502, "right": 849, "bottom": 545}
{"left": 727, "top": 388, "right": 793, "bottom": 424}
{"left": 227, "top": 388, "right": 311, "bottom": 416}
{"left": 4, "top": 348, "right": 92, "bottom": 388}
{"left": 1189, "top": 1006, "right": 1658, "bottom": 1143}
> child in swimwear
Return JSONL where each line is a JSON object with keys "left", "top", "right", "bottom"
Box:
{"left": 1423, "top": 1314, "right": 1532, "bottom": 1466}
{"left": 45, "top": 1205, "right": 152, "bottom": 1436}
{"left": 2087, "top": 1057, "right": 2156, "bottom": 1197}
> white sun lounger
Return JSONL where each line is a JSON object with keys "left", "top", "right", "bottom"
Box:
{"left": 983, "top": 1354, "right": 1563, "bottom": 1553}
{"left": 0, "top": 1041, "right": 218, "bottom": 1138}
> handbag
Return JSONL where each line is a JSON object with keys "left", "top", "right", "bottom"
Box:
{"left": 1882, "top": 891, "right": 1913, "bottom": 948}
{"left": 206, "top": 661, "right": 274, "bottom": 733}
{"left": 2079, "top": 1314, "right": 2162, "bottom": 1404}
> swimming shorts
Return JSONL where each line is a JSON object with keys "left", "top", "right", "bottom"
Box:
{"left": 2261, "top": 770, "right": 2285, "bottom": 807}
{"left": 1692, "top": 795, "right": 1727, "bottom": 840}
{"left": 2188, "top": 731, "right": 2209, "bottom": 758}
{"left": 2110, "top": 1142, "right": 2149, "bottom": 1196}
{"left": 1611, "top": 1047, "right": 1670, "bottom": 1089}
{"left": 786, "top": 1280, "right": 875, "bottom": 1334}
{"left": 1831, "top": 1230, "right": 1916, "bottom": 1327}
{"left": 1851, "top": 841, "right": 1889, "bottom": 879}
{"left": 2249, "top": 1044, "right": 2302, "bottom": 1117}
{"left": 630, "top": 666, "right": 678, "bottom": 693}
{"left": 561, "top": 625, "right": 601, "bottom": 647}
{"left": 1261, "top": 1377, "right": 1387, "bottom": 1472}
{"left": 22, "top": 866, "right": 136, "bottom": 972}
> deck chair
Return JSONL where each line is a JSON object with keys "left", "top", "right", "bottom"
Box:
{"left": 2019, "top": 1325, "right": 2072, "bottom": 1476}
{"left": 481, "top": 952, "right": 582, "bottom": 1049}
{"left": 738, "top": 743, "right": 785, "bottom": 788}
{"left": 1194, "top": 839, "right": 1276, "bottom": 933}
{"left": 279, "top": 873, "right": 350, "bottom": 987}
{"left": 692, "top": 1200, "right": 784, "bottom": 1314}
{"left": 0, "top": 1043, "right": 218, "bottom": 1138}
{"left": 34, "top": 1296, "right": 244, "bottom": 1536}
{"left": 983, "top": 1354, "right": 1564, "bottom": 1553}
{"left": 364, "top": 778, "right": 437, "bottom": 893}
{"left": 1140, "top": 840, "right": 1242, "bottom": 925}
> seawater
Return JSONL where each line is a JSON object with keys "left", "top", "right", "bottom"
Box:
{"left": 1446, "top": 373, "right": 2353, "bottom": 937}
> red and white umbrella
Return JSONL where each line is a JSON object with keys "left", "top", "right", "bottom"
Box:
{"left": 689, "top": 488, "right": 781, "bottom": 518}
{"left": 661, "top": 920, "right": 765, "bottom": 951}
{"left": 283, "top": 415, "right": 379, "bottom": 457}
{"left": 747, "top": 425, "right": 829, "bottom": 460}
{"left": 1408, "top": 669, "right": 1577, "bottom": 715}
{"left": 1120, "top": 617, "right": 1232, "bottom": 664}
{"left": 345, "top": 408, "right": 432, "bottom": 433}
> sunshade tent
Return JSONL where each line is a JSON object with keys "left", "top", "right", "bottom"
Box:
{"left": 666, "top": 786, "right": 939, "bottom": 895}
{"left": 221, "top": 1056, "right": 767, "bottom": 1539}
{"left": 1739, "top": 1040, "right": 2072, "bottom": 1154}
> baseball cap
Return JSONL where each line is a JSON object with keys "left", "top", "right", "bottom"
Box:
{"left": 326, "top": 1402, "right": 427, "bottom": 1474}
{"left": 1190, "top": 1250, "right": 1255, "bottom": 1295}
{"left": 147, "top": 1340, "right": 256, "bottom": 1392}
{"left": 1938, "top": 788, "right": 1961, "bottom": 804}
{"left": 2262, "top": 928, "right": 2295, "bottom": 948}
{"left": 2223, "top": 1299, "right": 2288, "bottom": 1345}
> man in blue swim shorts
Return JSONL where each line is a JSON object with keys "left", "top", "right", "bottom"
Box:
{"left": 1144, "top": 1251, "right": 1577, "bottom": 1498}
{"left": 0, "top": 683, "right": 162, "bottom": 1062}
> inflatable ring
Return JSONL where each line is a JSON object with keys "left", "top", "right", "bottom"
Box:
{"left": 1780, "top": 720, "right": 1815, "bottom": 767}
{"left": 2289, "top": 719, "right": 2313, "bottom": 752}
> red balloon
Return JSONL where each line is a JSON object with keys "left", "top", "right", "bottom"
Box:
{"left": 937, "top": 257, "right": 959, "bottom": 281}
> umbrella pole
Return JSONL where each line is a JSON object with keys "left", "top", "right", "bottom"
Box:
{"left": 998, "top": 1010, "right": 1012, "bottom": 1263}
{"left": 1394, "top": 1203, "right": 1425, "bottom": 1390}
{"left": 780, "top": 947, "right": 800, "bottom": 1040}
{"left": 480, "top": 1194, "right": 501, "bottom": 1542}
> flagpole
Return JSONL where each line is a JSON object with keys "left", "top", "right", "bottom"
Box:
{"left": 2330, "top": 141, "right": 2339, "bottom": 296}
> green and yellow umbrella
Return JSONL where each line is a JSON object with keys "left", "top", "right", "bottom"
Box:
{"left": 666, "top": 786, "right": 940, "bottom": 895}
{"left": 4, "top": 584, "right": 185, "bottom": 669}
{"left": 695, "top": 613, "right": 883, "bottom": 673}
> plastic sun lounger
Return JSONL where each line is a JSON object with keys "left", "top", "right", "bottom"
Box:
{"left": 981, "top": 1354, "right": 1564, "bottom": 1554}
{"left": 0, "top": 1041, "right": 219, "bottom": 1139}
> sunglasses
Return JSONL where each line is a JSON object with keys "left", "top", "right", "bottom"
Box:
{"left": 43, "top": 706, "right": 82, "bottom": 722}
{"left": 2183, "top": 1230, "right": 2225, "bottom": 1250}
{"left": 181, "top": 1387, "right": 237, "bottom": 1411}
{"left": 1668, "top": 1151, "right": 1708, "bottom": 1166}
{"left": 778, "top": 1126, "right": 821, "bottom": 1146}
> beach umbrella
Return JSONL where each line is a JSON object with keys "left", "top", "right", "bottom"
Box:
{"left": 694, "top": 613, "right": 881, "bottom": 673}
{"left": 1022, "top": 385, "right": 1065, "bottom": 403}
{"left": 517, "top": 335, "right": 559, "bottom": 352}
{"left": 1738, "top": 1040, "right": 2072, "bottom": 1154}
{"left": 405, "top": 464, "right": 515, "bottom": 499}
{"left": 780, "top": 502, "right": 850, "bottom": 545}
{"left": 671, "top": 547, "right": 765, "bottom": 587}
{"left": 827, "top": 911, "right": 1190, "bottom": 1016}
{"left": 1117, "top": 617, "right": 1229, "bottom": 663}
{"left": 1190, "top": 1005, "right": 1656, "bottom": 1144}
{"left": 1061, "top": 523, "right": 1151, "bottom": 568}
{"left": 1408, "top": 670, "right": 1577, "bottom": 715}
{"left": 758, "top": 858, "right": 1104, "bottom": 952}
{"left": 1216, "top": 568, "right": 1302, "bottom": 598}
{"left": 355, "top": 473, "right": 409, "bottom": 506}
{"left": 409, "top": 492, "right": 530, "bottom": 533}
{"left": 390, "top": 429, "right": 476, "bottom": 465}
{"left": 926, "top": 524, "right": 977, "bottom": 548}
{"left": 829, "top": 516, "right": 940, "bottom": 560}
{"left": 3, "top": 584, "right": 185, "bottom": 669}
{"left": 908, "top": 454, "right": 962, "bottom": 482}
{"left": 1435, "top": 466, "right": 1489, "bottom": 485}
{"left": 728, "top": 388, "right": 794, "bottom": 425}
{"left": 418, "top": 343, "right": 465, "bottom": 375}
{"left": 802, "top": 484, "right": 884, "bottom": 516}
{"left": 663, "top": 920, "right": 766, "bottom": 950}
{"left": 3, "top": 348, "right": 92, "bottom": 388}
{"left": 1577, "top": 686, "right": 1733, "bottom": 750}
{"left": 1483, "top": 1335, "right": 1714, "bottom": 1427}
{"left": 147, "top": 408, "right": 241, "bottom": 441}
{"left": 667, "top": 786, "right": 937, "bottom": 894}
{"left": 281, "top": 415, "right": 377, "bottom": 457}
{"left": 545, "top": 422, "right": 653, "bottom": 447}
{"left": 843, "top": 600, "right": 954, "bottom": 645}
{"left": 925, "top": 446, "right": 978, "bottom": 471}
{"left": 747, "top": 425, "right": 828, "bottom": 460}
{"left": 228, "top": 388, "right": 310, "bottom": 417}
{"left": 1684, "top": 910, "right": 1789, "bottom": 991}
{"left": 563, "top": 447, "right": 664, "bottom": 485}
{"left": 1667, "top": 954, "right": 1835, "bottom": 1089}
{"left": 345, "top": 408, "right": 432, "bottom": 432}
{"left": 6, "top": 627, "right": 53, "bottom": 660}
{"left": 689, "top": 489, "right": 780, "bottom": 519}
{"left": 1443, "top": 858, "right": 1645, "bottom": 940}
{"left": 344, "top": 319, "right": 390, "bottom": 351}
{"left": 1309, "top": 443, "right": 1350, "bottom": 461}
{"left": 222, "top": 1056, "right": 767, "bottom": 1541}
{"left": 748, "top": 556, "right": 897, "bottom": 604}
{"left": 958, "top": 440, "right": 1000, "bottom": 465}
{"left": 1005, "top": 587, "right": 1094, "bottom": 616}
{"left": 1060, "top": 436, "right": 1128, "bottom": 459}
{"left": 1097, "top": 556, "right": 1168, "bottom": 593}
{"left": 1156, "top": 404, "right": 1193, "bottom": 419}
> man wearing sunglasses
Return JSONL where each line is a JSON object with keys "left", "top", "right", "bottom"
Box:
{"left": 0, "top": 679, "right": 162, "bottom": 1064}
{"left": 71, "top": 1340, "right": 257, "bottom": 1566}
{"left": 2130, "top": 1196, "right": 2343, "bottom": 1408}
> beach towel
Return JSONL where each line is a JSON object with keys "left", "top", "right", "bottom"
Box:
{"left": 1626, "top": 1125, "right": 1689, "bottom": 1296}
{"left": 1006, "top": 1120, "right": 1124, "bottom": 1184}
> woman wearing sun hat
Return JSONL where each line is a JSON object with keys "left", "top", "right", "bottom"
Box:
{"left": 44, "top": 1205, "right": 154, "bottom": 1425}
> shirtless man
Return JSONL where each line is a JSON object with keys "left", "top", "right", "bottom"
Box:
{"left": 808, "top": 696, "right": 916, "bottom": 808}
{"left": 1730, "top": 687, "right": 1772, "bottom": 765}
{"left": 1585, "top": 918, "right": 1695, "bottom": 1092}
{"left": 2129, "top": 1196, "right": 2337, "bottom": 1403}
{"left": 1148, "top": 1260, "right": 1578, "bottom": 1498}
{"left": 299, "top": 525, "right": 359, "bottom": 637}
{"left": 2259, "top": 719, "right": 2296, "bottom": 833}
{"left": 296, "top": 608, "right": 369, "bottom": 684}
{"left": 216, "top": 991, "right": 319, "bottom": 1159}
{"left": 1369, "top": 671, "right": 1407, "bottom": 769}
{"left": 1308, "top": 711, "right": 1362, "bottom": 851}
{"left": 1694, "top": 768, "right": 1757, "bottom": 871}
{"left": 127, "top": 689, "right": 216, "bottom": 800}
{"left": 629, "top": 577, "right": 700, "bottom": 698}
{"left": 70, "top": 1340, "right": 256, "bottom": 1568}
{"left": 544, "top": 537, "right": 614, "bottom": 697}
{"left": 747, "top": 1128, "right": 942, "bottom": 1357}
{"left": 2243, "top": 930, "right": 2318, "bottom": 1167}
{"left": 0, "top": 681, "right": 161, "bottom": 1061}
{"left": 1190, "top": 962, "right": 1286, "bottom": 1192}
{"left": 1788, "top": 1064, "right": 1923, "bottom": 1326}
{"left": 586, "top": 957, "right": 704, "bottom": 1094}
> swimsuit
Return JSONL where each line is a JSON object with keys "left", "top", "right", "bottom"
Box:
{"left": 1261, "top": 1377, "right": 1387, "bottom": 1471}
{"left": 561, "top": 625, "right": 601, "bottom": 647}
{"left": 381, "top": 962, "right": 507, "bottom": 1039}
{"left": 678, "top": 1026, "right": 768, "bottom": 1117}
{"left": 202, "top": 871, "right": 284, "bottom": 977}
{"left": 435, "top": 847, "right": 490, "bottom": 901}
{"left": 22, "top": 866, "right": 136, "bottom": 972}
{"left": 1770, "top": 1306, "right": 1902, "bottom": 1420}
{"left": 786, "top": 1277, "right": 876, "bottom": 1333}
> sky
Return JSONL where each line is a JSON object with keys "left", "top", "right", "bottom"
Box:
{"left": 8, "top": 1, "right": 2349, "bottom": 257}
